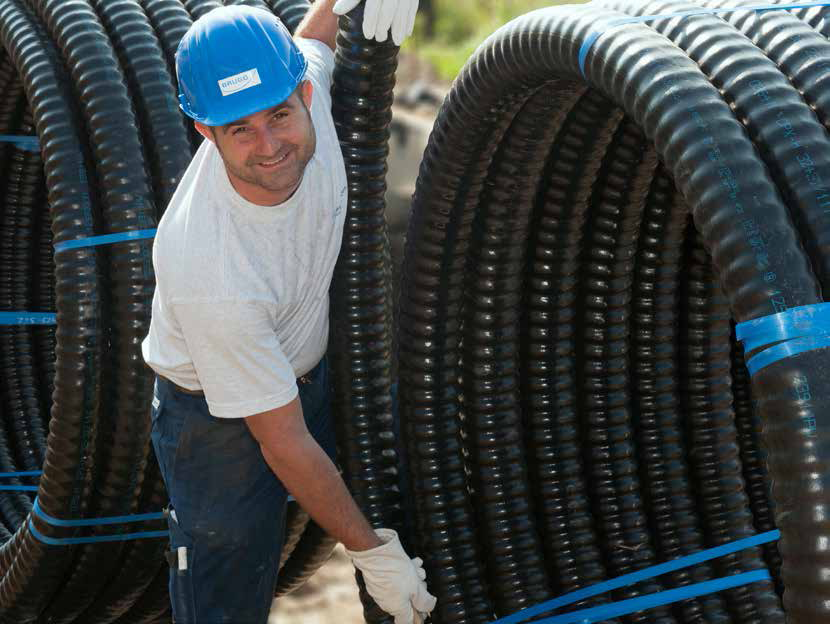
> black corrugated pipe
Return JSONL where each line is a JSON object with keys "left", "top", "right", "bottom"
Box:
{"left": 398, "top": 2, "right": 830, "bottom": 623}
{"left": 631, "top": 170, "right": 731, "bottom": 623}
{"left": 329, "top": 5, "right": 403, "bottom": 623}
{"left": 520, "top": 83, "right": 616, "bottom": 617}
{"left": 0, "top": 0, "right": 401, "bottom": 621}
{"left": 21, "top": 0, "right": 160, "bottom": 619}
{"left": 0, "top": 0, "right": 107, "bottom": 619}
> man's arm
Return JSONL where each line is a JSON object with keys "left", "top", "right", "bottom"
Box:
{"left": 245, "top": 397, "right": 383, "bottom": 551}
{"left": 294, "top": 0, "right": 339, "bottom": 51}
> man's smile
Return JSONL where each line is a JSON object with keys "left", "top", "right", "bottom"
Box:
{"left": 256, "top": 151, "right": 291, "bottom": 169}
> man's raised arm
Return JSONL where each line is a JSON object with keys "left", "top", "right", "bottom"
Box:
{"left": 294, "top": 0, "right": 340, "bottom": 50}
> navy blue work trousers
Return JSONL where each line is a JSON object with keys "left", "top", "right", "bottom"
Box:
{"left": 150, "top": 358, "right": 335, "bottom": 624}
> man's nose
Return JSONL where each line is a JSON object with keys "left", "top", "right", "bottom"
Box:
{"left": 257, "top": 127, "right": 282, "bottom": 153}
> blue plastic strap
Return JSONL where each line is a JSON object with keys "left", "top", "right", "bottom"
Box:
{"left": 0, "top": 471, "right": 42, "bottom": 490}
{"left": 578, "top": 1, "right": 830, "bottom": 74}
{"left": 32, "top": 497, "right": 166, "bottom": 527}
{"left": 54, "top": 228, "right": 156, "bottom": 253}
{"left": 493, "top": 529, "right": 779, "bottom": 624}
{"left": 531, "top": 570, "right": 770, "bottom": 624}
{"left": 28, "top": 518, "right": 168, "bottom": 545}
{"left": 735, "top": 303, "right": 830, "bottom": 375}
{"left": 735, "top": 303, "right": 830, "bottom": 352}
{"left": 0, "top": 312, "right": 56, "bottom": 325}
{"left": 0, "top": 134, "right": 40, "bottom": 152}
{"left": 746, "top": 334, "right": 830, "bottom": 376}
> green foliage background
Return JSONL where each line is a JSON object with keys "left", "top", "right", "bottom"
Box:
{"left": 404, "top": 0, "right": 590, "bottom": 81}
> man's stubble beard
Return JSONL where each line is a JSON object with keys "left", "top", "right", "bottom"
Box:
{"left": 221, "top": 133, "right": 315, "bottom": 195}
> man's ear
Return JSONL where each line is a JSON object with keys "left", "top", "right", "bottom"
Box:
{"left": 194, "top": 121, "right": 215, "bottom": 143}
{"left": 300, "top": 80, "right": 313, "bottom": 110}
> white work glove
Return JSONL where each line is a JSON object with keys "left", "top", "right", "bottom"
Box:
{"left": 332, "top": 0, "right": 418, "bottom": 46}
{"left": 346, "top": 529, "right": 437, "bottom": 624}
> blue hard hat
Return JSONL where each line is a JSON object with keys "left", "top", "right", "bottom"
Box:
{"left": 176, "top": 5, "right": 308, "bottom": 127}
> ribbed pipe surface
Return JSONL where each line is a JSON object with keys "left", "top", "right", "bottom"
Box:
{"left": 397, "top": 2, "right": 830, "bottom": 623}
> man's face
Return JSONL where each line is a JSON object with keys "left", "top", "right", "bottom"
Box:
{"left": 196, "top": 81, "right": 316, "bottom": 206}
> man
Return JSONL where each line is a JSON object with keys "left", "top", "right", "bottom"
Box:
{"left": 141, "top": 2, "right": 434, "bottom": 623}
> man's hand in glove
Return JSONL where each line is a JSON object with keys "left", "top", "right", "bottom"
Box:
{"left": 346, "top": 529, "right": 437, "bottom": 624}
{"left": 332, "top": 0, "right": 418, "bottom": 46}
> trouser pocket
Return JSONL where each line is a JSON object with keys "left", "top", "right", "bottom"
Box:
{"left": 167, "top": 509, "right": 197, "bottom": 624}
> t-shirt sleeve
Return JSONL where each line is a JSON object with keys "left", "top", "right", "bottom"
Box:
{"left": 295, "top": 37, "right": 335, "bottom": 107}
{"left": 172, "top": 300, "right": 298, "bottom": 418}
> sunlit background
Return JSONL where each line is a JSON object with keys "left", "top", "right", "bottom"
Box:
{"left": 404, "top": 0, "right": 591, "bottom": 81}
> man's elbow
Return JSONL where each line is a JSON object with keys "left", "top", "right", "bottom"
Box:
{"left": 258, "top": 440, "right": 283, "bottom": 468}
{"left": 245, "top": 398, "right": 308, "bottom": 465}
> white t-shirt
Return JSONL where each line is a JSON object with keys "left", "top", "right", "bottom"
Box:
{"left": 141, "top": 38, "right": 347, "bottom": 418}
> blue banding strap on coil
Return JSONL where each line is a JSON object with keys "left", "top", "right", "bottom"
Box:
{"left": 0, "top": 474, "right": 170, "bottom": 543}
{"left": 0, "top": 312, "right": 56, "bottom": 325}
{"left": 29, "top": 496, "right": 167, "bottom": 545}
{"left": 28, "top": 519, "right": 169, "bottom": 545}
{"left": 578, "top": 1, "right": 830, "bottom": 75}
{"left": 492, "top": 529, "right": 779, "bottom": 624}
{"left": 54, "top": 228, "right": 157, "bottom": 253}
{"left": 736, "top": 303, "right": 830, "bottom": 375}
{"left": 531, "top": 570, "right": 769, "bottom": 624}
{"left": 0, "top": 134, "right": 40, "bottom": 152}
{"left": 0, "top": 470, "right": 42, "bottom": 491}
{"left": 3, "top": 230, "right": 159, "bottom": 323}
{"left": 33, "top": 497, "right": 165, "bottom": 527}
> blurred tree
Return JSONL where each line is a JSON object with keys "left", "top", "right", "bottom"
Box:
{"left": 421, "top": 0, "right": 435, "bottom": 37}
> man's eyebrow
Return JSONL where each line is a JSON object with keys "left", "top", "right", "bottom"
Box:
{"left": 221, "top": 102, "right": 294, "bottom": 133}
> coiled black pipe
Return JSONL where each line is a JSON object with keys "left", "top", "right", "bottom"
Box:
{"left": 268, "top": 0, "right": 310, "bottom": 32}
{"left": 0, "top": 0, "right": 106, "bottom": 619}
{"left": 572, "top": 4, "right": 791, "bottom": 619}
{"left": 460, "top": 83, "right": 555, "bottom": 617}
{"left": 329, "top": 6, "right": 403, "bottom": 622}
{"left": 520, "top": 83, "right": 613, "bottom": 616}
{"left": 632, "top": 170, "right": 730, "bottom": 624}
{"left": 90, "top": 0, "right": 192, "bottom": 217}
{"left": 21, "top": 0, "right": 158, "bottom": 620}
{"left": 0, "top": 0, "right": 400, "bottom": 621}
{"left": 730, "top": 333, "right": 782, "bottom": 597}
{"left": 576, "top": 108, "right": 675, "bottom": 623}
{"left": 181, "top": 0, "right": 221, "bottom": 20}
{"left": 398, "top": 2, "right": 830, "bottom": 623}
{"left": 679, "top": 231, "right": 781, "bottom": 623}
{"left": 4, "top": 0, "right": 830, "bottom": 622}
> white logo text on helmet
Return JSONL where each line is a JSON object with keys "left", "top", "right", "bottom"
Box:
{"left": 218, "top": 68, "right": 262, "bottom": 96}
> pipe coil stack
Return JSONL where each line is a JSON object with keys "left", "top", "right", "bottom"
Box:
{"left": 3, "top": 0, "right": 830, "bottom": 622}
{"left": 397, "top": 1, "right": 830, "bottom": 623}
{"left": 0, "top": 0, "right": 402, "bottom": 622}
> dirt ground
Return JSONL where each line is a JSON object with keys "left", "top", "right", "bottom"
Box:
{"left": 268, "top": 545, "right": 366, "bottom": 624}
